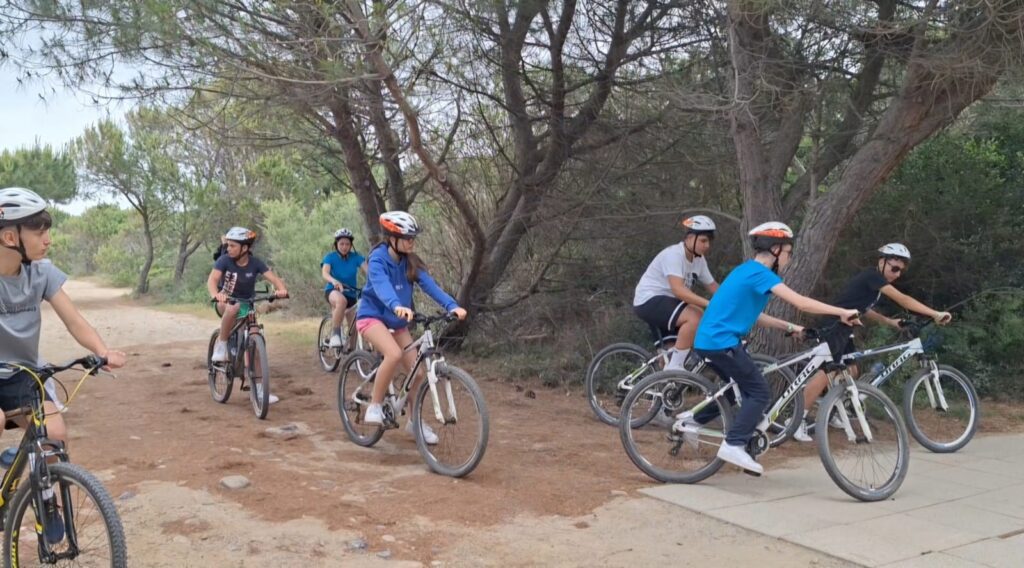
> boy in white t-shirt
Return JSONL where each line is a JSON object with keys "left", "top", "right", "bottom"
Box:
{"left": 632, "top": 215, "right": 719, "bottom": 369}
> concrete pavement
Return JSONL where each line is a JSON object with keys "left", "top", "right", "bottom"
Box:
{"left": 641, "top": 434, "right": 1024, "bottom": 567}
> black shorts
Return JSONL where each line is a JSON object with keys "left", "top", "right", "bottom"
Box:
{"left": 633, "top": 296, "right": 687, "bottom": 342}
{"left": 0, "top": 371, "right": 54, "bottom": 414}
{"left": 324, "top": 289, "right": 356, "bottom": 309}
{"left": 822, "top": 326, "right": 857, "bottom": 363}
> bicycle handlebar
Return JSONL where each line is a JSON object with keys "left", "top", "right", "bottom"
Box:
{"left": 210, "top": 293, "right": 289, "bottom": 305}
{"left": 0, "top": 355, "right": 108, "bottom": 379}
{"left": 412, "top": 312, "right": 459, "bottom": 327}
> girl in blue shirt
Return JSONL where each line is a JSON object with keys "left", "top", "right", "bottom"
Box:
{"left": 356, "top": 211, "right": 467, "bottom": 443}
{"left": 321, "top": 228, "right": 366, "bottom": 347}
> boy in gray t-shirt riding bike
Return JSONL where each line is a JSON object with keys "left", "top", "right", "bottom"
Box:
{"left": 0, "top": 187, "right": 127, "bottom": 451}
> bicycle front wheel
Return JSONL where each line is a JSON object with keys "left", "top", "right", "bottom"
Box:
{"left": 207, "top": 331, "right": 232, "bottom": 403}
{"left": 585, "top": 343, "right": 659, "bottom": 427}
{"left": 317, "top": 316, "right": 342, "bottom": 373}
{"left": 619, "top": 370, "right": 728, "bottom": 484}
{"left": 4, "top": 462, "right": 126, "bottom": 568}
{"left": 247, "top": 334, "right": 271, "bottom": 419}
{"left": 903, "top": 365, "right": 979, "bottom": 453}
{"left": 411, "top": 363, "right": 489, "bottom": 478}
{"left": 337, "top": 350, "right": 384, "bottom": 447}
{"left": 816, "top": 381, "right": 910, "bottom": 502}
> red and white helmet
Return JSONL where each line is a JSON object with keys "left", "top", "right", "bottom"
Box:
{"left": 380, "top": 211, "right": 420, "bottom": 237}
{"left": 682, "top": 215, "right": 716, "bottom": 235}
{"left": 749, "top": 221, "right": 794, "bottom": 251}
{"left": 878, "top": 243, "right": 911, "bottom": 261}
{"left": 0, "top": 187, "right": 47, "bottom": 225}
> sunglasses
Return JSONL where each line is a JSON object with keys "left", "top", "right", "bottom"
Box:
{"left": 887, "top": 263, "right": 904, "bottom": 274}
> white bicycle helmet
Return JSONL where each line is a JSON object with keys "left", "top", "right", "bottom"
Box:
{"left": 380, "top": 211, "right": 420, "bottom": 237}
{"left": 0, "top": 187, "right": 47, "bottom": 225}
{"left": 224, "top": 226, "right": 257, "bottom": 244}
{"left": 682, "top": 215, "right": 716, "bottom": 235}
{"left": 334, "top": 228, "right": 354, "bottom": 241}
{"left": 878, "top": 243, "right": 911, "bottom": 261}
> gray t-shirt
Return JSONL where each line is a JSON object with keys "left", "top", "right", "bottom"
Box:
{"left": 0, "top": 261, "right": 67, "bottom": 379}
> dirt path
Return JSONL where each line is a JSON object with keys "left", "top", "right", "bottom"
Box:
{"left": 29, "top": 280, "right": 854, "bottom": 567}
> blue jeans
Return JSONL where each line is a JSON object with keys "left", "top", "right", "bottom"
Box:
{"left": 693, "top": 345, "right": 772, "bottom": 446}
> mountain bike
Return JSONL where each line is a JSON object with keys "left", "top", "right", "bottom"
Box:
{"left": 207, "top": 292, "right": 286, "bottom": 419}
{"left": 337, "top": 313, "right": 489, "bottom": 477}
{"left": 620, "top": 330, "right": 910, "bottom": 502}
{"left": 316, "top": 285, "right": 372, "bottom": 372}
{"left": 0, "top": 356, "right": 126, "bottom": 567}
{"left": 841, "top": 318, "right": 979, "bottom": 453}
{"left": 586, "top": 333, "right": 786, "bottom": 428}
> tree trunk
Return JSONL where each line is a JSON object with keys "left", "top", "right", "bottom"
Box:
{"left": 752, "top": 67, "right": 999, "bottom": 355}
{"left": 328, "top": 96, "right": 386, "bottom": 241}
{"left": 137, "top": 213, "right": 155, "bottom": 295}
{"left": 173, "top": 234, "right": 202, "bottom": 285}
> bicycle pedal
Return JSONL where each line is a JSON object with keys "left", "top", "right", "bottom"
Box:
{"left": 742, "top": 468, "right": 762, "bottom": 478}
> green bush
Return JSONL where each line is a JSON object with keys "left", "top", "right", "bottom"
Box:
{"left": 939, "top": 291, "right": 1024, "bottom": 399}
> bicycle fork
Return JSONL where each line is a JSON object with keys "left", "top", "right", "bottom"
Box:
{"left": 426, "top": 358, "right": 457, "bottom": 425}
{"left": 921, "top": 361, "right": 950, "bottom": 412}
{"left": 832, "top": 378, "right": 874, "bottom": 443}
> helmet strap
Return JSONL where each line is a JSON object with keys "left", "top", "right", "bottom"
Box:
{"left": 684, "top": 234, "right": 700, "bottom": 259}
{"left": 1, "top": 225, "right": 32, "bottom": 266}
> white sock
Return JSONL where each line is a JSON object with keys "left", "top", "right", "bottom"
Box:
{"left": 666, "top": 348, "right": 690, "bottom": 370}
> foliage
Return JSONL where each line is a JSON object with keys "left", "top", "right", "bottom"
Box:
{"left": 0, "top": 144, "right": 77, "bottom": 202}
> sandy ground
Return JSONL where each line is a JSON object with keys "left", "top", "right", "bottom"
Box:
{"left": 22, "top": 279, "right": 855, "bottom": 567}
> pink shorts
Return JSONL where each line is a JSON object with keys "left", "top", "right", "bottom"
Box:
{"left": 356, "top": 318, "right": 384, "bottom": 334}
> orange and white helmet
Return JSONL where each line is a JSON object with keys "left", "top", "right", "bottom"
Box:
{"left": 682, "top": 215, "right": 716, "bottom": 236}
{"left": 380, "top": 211, "right": 420, "bottom": 237}
{"left": 748, "top": 222, "right": 794, "bottom": 251}
{"left": 224, "top": 226, "right": 257, "bottom": 245}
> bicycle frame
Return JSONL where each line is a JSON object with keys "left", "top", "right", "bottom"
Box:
{"left": 685, "top": 340, "right": 877, "bottom": 444}
{"left": 382, "top": 326, "right": 458, "bottom": 425}
{"left": 843, "top": 336, "right": 948, "bottom": 411}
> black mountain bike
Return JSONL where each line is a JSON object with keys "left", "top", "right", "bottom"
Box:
{"left": 0, "top": 356, "right": 126, "bottom": 567}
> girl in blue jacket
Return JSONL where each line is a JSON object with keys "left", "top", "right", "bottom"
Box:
{"left": 356, "top": 211, "right": 467, "bottom": 443}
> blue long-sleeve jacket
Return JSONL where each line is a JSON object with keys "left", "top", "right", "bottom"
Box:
{"left": 356, "top": 244, "right": 459, "bottom": 330}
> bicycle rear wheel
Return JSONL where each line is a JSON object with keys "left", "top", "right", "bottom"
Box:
{"left": 585, "top": 343, "right": 659, "bottom": 427}
{"left": 207, "top": 331, "right": 232, "bottom": 403}
{"left": 817, "top": 381, "right": 909, "bottom": 502}
{"left": 619, "top": 370, "right": 729, "bottom": 484}
{"left": 337, "top": 350, "right": 385, "bottom": 447}
{"left": 903, "top": 365, "right": 979, "bottom": 453}
{"left": 317, "top": 316, "right": 342, "bottom": 372}
{"left": 4, "top": 462, "right": 126, "bottom": 568}
{"left": 247, "top": 334, "right": 271, "bottom": 419}
{"left": 411, "top": 363, "right": 489, "bottom": 478}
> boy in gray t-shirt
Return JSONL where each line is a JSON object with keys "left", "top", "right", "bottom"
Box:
{"left": 0, "top": 187, "right": 127, "bottom": 451}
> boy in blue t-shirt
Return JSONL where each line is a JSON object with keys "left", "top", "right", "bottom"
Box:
{"left": 321, "top": 228, "right": 366, "bottom": 347}
{"left": 680, "top": 222, "right": 860, "bottom": 475}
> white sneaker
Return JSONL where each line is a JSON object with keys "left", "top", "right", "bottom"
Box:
{"left": 254, "top": 386, "right": 280, "bottom": 405}
{"left": 406, "top": 419, "right": 439, "bottom": 445}
{"left": 329, "top": 332, "right": 343, "bottom": 348}
{"left": 212, "top": 340, "right": 229, "bottom": 362}
{"left": 717, "top": 442, "right": 764, "bottom": 475}
{"left": 364, "top": 403, "right": 384, "bottom": 425}
{"left": 829, "top": 413, "right": 846, "bottom": 429}
{"left": 790, "top": 419, "right": 813, "bottom": 443}
{"left": 672, "top": 411, "right": 700, "bottom": 449}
